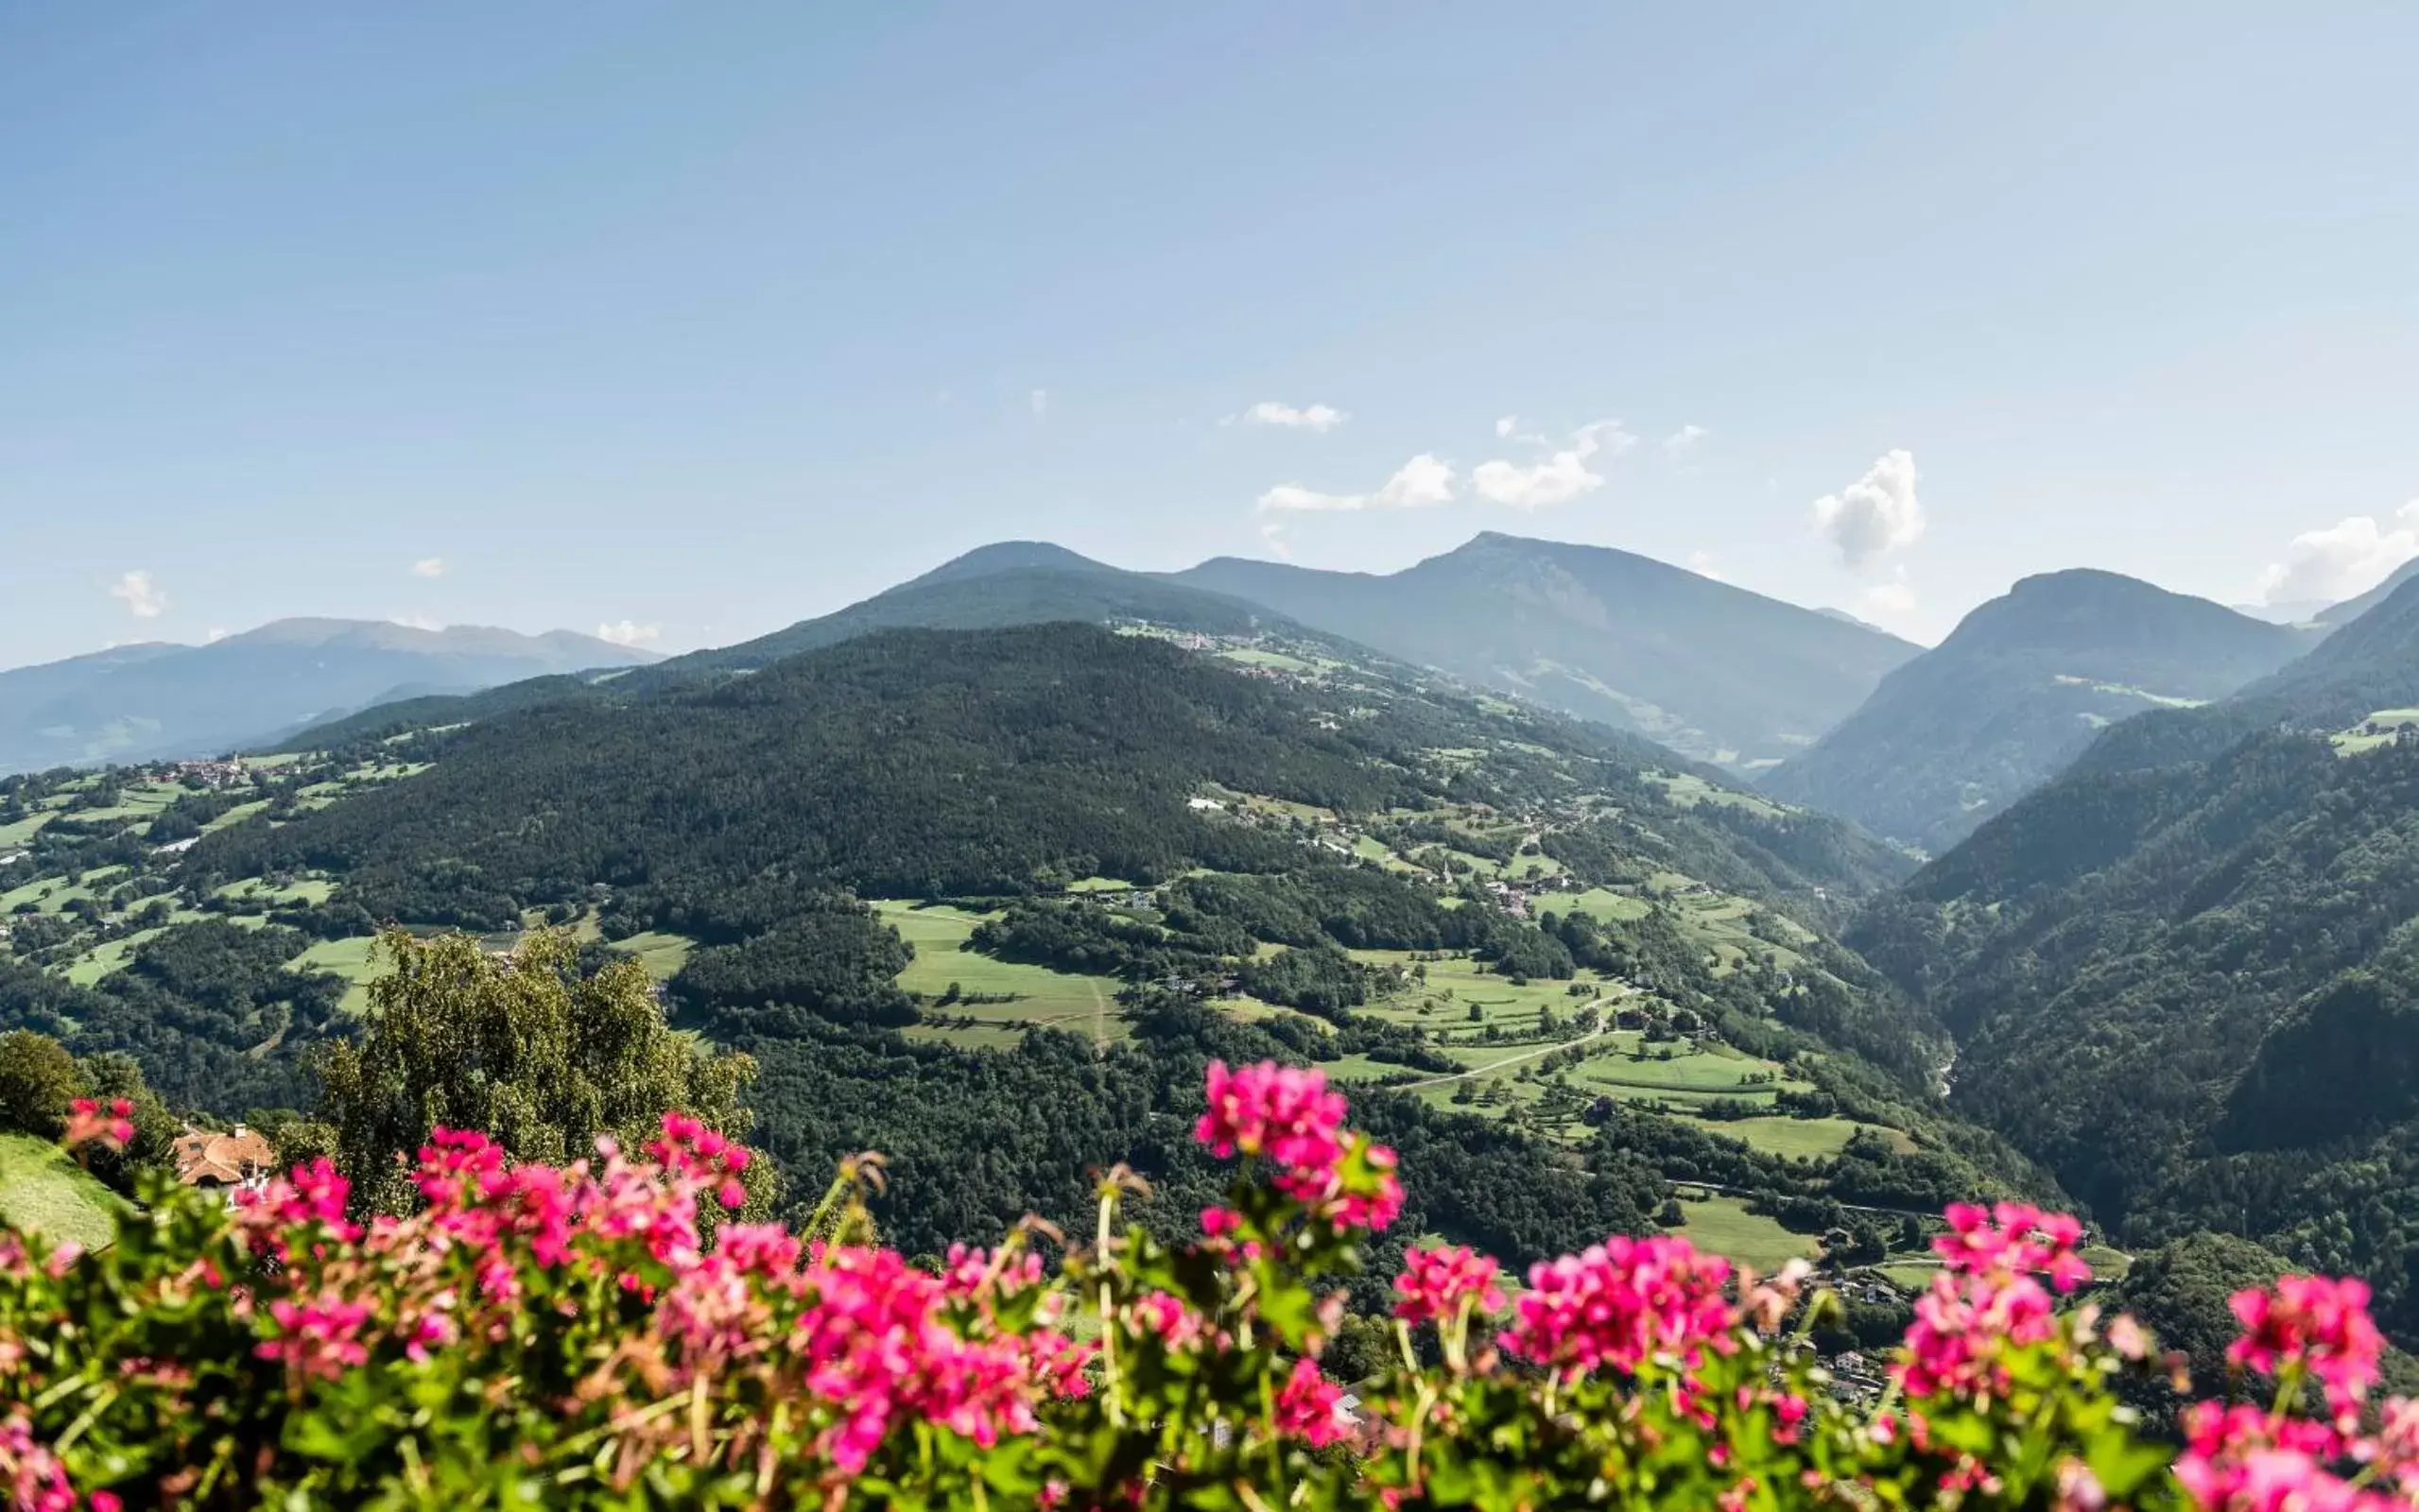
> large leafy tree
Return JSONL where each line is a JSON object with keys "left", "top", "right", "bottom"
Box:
{"left": 0, "top": 1029, "right": 81, "bottom": 1139}
{"left": 314, "top": 929, "right": 769, "bottom": 1214}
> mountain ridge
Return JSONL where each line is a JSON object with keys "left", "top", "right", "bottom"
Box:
{"left": 1850, "top": 569, "right": 2419, "bottom": 1340}
{"left": 1168, "top": 533, "right": 1922, "bottom": 769}
{"left": 1762, "top": 569, "right": 2316, "bottom": 849}
{"left": 0, "top": 619, "right": 658, "bottom": 775}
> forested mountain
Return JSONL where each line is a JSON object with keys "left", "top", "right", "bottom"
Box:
{"left": 271, "top": 543, "right": 1322, "bottom": 748}
{"left": 2067, "top": 573, "right": 2419, "bottom": 780}
{"left": 1169, "top": 533, "right": 1920, "bottom": 770}
{"left": 204, "top": 625, "right": 1909, "bottom": 931}
{"left": 1763, "top": 570, "right": 2313, "bottom": 850}
{"left": 7, "top": 620, "right": 2044, "bottom": 1274}
{"left": 1853, "top": 576, "right": 2419, "bottom": 1340}
{"left": 669, "top": 543, "right": 1306, "bottom": 674}
{"left": 0, "top": 619, "right": 657, "bottom": 775}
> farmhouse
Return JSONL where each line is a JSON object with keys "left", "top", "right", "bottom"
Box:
{"left": 172, "top": 1124, "right": 278, "bottom": 1194}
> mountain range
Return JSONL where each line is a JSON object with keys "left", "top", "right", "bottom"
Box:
{"left": 1760, "top": 570, "right": 2320, "bottom": 850}
{"left": 1168, "top": 534, "right": 1921, "bottom": 769}
{"left": 1851, "top": 568, "right": 2419, "bottom": 1340}
{"left": 0, "top": 620, "right": 657, "bottom": 776}
{"left": 9, "top": 536, "right": 2416, "bottom": 839}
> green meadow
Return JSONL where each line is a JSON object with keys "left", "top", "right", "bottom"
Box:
{"left": 873, "top": 900, "right": 1126, "bottom": 1048}
{"left": 0, "top": 1132, "right": 126, "bottom": 1254}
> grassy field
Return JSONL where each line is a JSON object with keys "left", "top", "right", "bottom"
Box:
{"left": 1673, "top": 1194, "right": 1822, "bottom": 1270}
{"left": 1347, "top": 949, "right": 1602, "bottom": 1041}
{"left": 200, "top": 799, "right": 272, "bottom": 834}
{"left": 2334, "top": 709, "right": 2419, "bottom": 756}
{"left": 1646, "top": 770, "right": 1788, "bottom": 818}
{"left": 60, "top": 911, "right": 216, "bottom": 984}
{"left": 290, "top": 936, "right": 385, "bottom": 1014}
{"left": 1673, "top": 1113, "right": 1865, "bottom": 1160}
{"left": 1554, "top": 886, "right": 1652, "bottom": 922}
{"left": 1216, "top": 647, "right": 1318, "bottom": 674}
{"left": 70, "top": 782, "right": 185, "bottom": 823}
{"left": 216, "top": 876, "right": 337, "bottom": 908}
{"left": 0, "top": 874, "right": 102, "bottom": 916}
{"left": 0, "top": 1132, "right": 126, "bottom": 1252}
{"left": 0, "top": 809, "right": 54, "bottom": 847}
{"left": 873, "top": 901, "right": 1125, "bottom": 1047}
{"left": 614, "top": 931, "right": 697, "bottom": 983}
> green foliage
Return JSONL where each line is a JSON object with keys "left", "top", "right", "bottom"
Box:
{"left": 1858, "top": 713, "right": 2419, "bottom": 1341}
{"left": 315, "top": 930, "right": 770, "bottom": 1214}
{"left": 0, "top": 919, "right": 347, "bottom": 1115}
{"left": 0, "top": 1029, "right": 79, "bottom": 1139}
{"left": 0, "top": 1088, "right": 2240, "bottom": 1510}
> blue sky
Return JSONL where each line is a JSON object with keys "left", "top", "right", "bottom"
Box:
{"left": 7, "top": 4, "right": 2419, "bottom": 665}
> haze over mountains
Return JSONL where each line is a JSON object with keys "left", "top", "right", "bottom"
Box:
{"left": 6, "top": 532, "right": 2413, "bottom": 836}
{"left": 0, "top": 620, "right": 658, "bottom": 775}
{"left": 1761, "top": 570, "right": 2321, "bottom": 850}
{"left": 1170, "top": 534, "right": 1921, "bottom": 769}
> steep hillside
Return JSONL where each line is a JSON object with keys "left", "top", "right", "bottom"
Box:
{"left": 0, "top": 620, "right": 657, "bottom": 775}
{"left": 1763, "top": 571, "right": 2313, "bottom": 850}
{"left": 2067, "top": 573, "right": 2419, "bottom": 780}
{"left": 1852, "top": 583, "right": 2419, "bottom": 1339}
{"left": 1170, "top": 533, "right": 1920, "bottom": 769}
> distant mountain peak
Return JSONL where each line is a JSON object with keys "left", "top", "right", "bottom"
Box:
{"left": 0, "top": 618, "right": 660, "bottom": 774}
{"left": 1764, "top": 569, "right": 2314, "bottom": 849}
{"left": 1171, "top": 538, "right": 1919, "bottom": 767}
{"left": 1817, "top": 607, "right": 1892, "bottom": 635}
{"left": 902, "top": 541, "right": 1117, "bottom": 590}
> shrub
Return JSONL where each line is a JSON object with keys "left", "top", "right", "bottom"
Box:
{"left": 2, "top": 1065, "right": 2416, "bottom": 1508}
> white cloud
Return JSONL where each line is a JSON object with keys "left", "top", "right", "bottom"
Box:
{"left": 1028, "top": 388, "right": 1050, "bottom": 417}
{"left": 1231, "top": 401, "right": 1348, "bottom": 433}
{"left": 1256, "top": 454, "right": 1458, "bottom": 514}
{"left": 2256, "top": 500, "right": 2419, "bottom": 606}
{"left": 1664, "top": 423, "right": 1708, "bottom": 457}
{"left": 1258, "top": 521, "right": 1294, "bottom": 559}
{"left": 1851, "top": 569, "right": 1923, "bottom": 636}
{"left": 411, "top": 557, "right": 447, "bottom": 578}
{"left": 1685, "top": 550, "right": 1725, "bottom": 582}
{"left": 1810, "top": 450, "right": 1926, "bottom": 567}
{"left": 1470, "top": 419, "right": 1634, "bottom": 510}
{"left": 596, "top": 619, "right": 663, "bottom": 646}
{"left": 1862, "top": 578, "right": 1918, "bottom": 615}
{"left": 204, "top": 627, "right": 228, "bottom": 644}
{"left": 109, "top": 570, "right": 167, "bottom": 619}
{"left": 389, "top": 615, "right": 442, "bottom": 632}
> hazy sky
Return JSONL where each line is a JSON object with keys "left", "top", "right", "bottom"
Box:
{"left": 8, "top": 4, "right": 2419, "bottom": 666}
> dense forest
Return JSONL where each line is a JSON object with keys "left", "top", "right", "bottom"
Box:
{"left": 1857, "top": 712, "right": 2419, "bottom": 1340}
